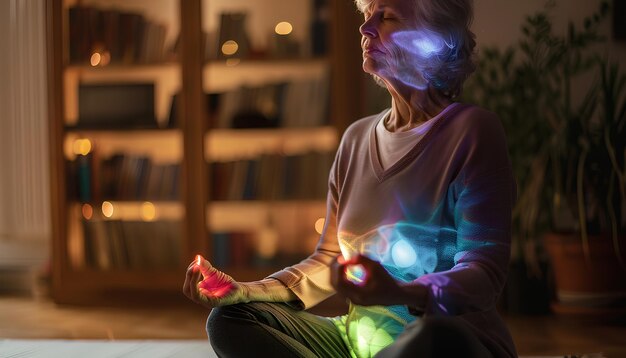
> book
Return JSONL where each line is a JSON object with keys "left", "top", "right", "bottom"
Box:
{"left": 76, "top": 154, "right": 92, "bottom": 202}
{"left": 212, "top": 232, "right": 230, "bottom": 268}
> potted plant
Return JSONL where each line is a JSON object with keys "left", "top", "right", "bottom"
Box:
{"left": 464, "top": 0, "right": 626, "bottom": 318}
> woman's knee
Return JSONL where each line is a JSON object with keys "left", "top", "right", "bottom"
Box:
{"left": 206, "top": 306, "right": 228, "bottom": 337}
{"left": 206, "top": 303, "right": 279, "bottom": 340}
{"left": 206, "top": 304, "right": 257, "bottom": 355}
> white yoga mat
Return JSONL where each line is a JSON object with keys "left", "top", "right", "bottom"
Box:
{"left": 0, "top": 339, "right": 217, "bottom": 358}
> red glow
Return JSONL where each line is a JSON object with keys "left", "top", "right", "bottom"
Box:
{"left": 195, "top": 254, "right": 235, "bottom": 298}
{"left": 198, "top": 273, "right": 235, "bottom": 298}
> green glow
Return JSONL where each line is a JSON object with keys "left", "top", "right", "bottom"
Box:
{"left": 346, "top": 312, "right": 396, "bottom": 358}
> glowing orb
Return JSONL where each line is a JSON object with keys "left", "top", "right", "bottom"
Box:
{"left": 391, "top": 239, "right": 417, "bottom": 268}
{"left": 345, "top": 264, "right": 367, "bottom": 285}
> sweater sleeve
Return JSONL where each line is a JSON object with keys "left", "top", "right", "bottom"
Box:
{"left": 415, "top": 110, "right": 516, "bottom": 316}
{"left": 268, "top": 142, "right": 344, "bottom": 309}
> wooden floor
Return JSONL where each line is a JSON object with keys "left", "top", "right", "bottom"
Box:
{"left": 1, "top": 293, "right": 625, "bottom": 357}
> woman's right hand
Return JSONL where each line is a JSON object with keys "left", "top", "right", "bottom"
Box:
{"left": 183, "top": 255, "right": 248, "bottom": 309}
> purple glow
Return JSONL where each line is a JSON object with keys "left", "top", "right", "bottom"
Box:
{"left": 370, "top": 29, "right": 455, "bottom": 90}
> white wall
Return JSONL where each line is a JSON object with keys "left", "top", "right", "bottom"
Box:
{"left": 0, "top": 0, "right": 9, "bottom": 234}
{"left": 0, "top": 0, "right": 50, "bottom": 265}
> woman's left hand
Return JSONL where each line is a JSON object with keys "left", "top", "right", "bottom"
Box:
{"left": 331, "top": 254, "right": 411, "bottom": 306}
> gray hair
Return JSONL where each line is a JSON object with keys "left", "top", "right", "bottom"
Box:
{"left": 355, "top": 0, "right": 476, "bottom": 98}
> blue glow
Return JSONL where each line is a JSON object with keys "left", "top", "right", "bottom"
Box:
{"left": 390, "top": 239, "right": 416, "bottom": 268}
{"left": 339, "top": 222, "right": 444, "bottom": 283}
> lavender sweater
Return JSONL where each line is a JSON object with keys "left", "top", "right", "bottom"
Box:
{"left": 270, "top": 103, "right": 517, "bottom": 357}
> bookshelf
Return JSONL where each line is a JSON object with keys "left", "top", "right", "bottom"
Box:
{"left": 46, "top": 0, "right": 366, "bottom": 304}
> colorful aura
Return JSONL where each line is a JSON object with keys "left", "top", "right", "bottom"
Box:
{"left": 333, "top": 196, "right": 495, "bottom": 358}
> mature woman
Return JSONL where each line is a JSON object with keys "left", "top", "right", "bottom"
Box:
{"left": 183, "top": 0, "right": 517, "bottom": 357}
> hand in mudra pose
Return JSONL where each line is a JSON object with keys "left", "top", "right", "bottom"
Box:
{"left": 183, "top": 255, "right": 247, "bottom": 308}
{"left": 183, "top": 255, "right": 294, "bottom": 308}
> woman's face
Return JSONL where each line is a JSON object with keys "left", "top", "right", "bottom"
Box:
{"left": 360, "top": 0, "right": 447, "bottom": 90}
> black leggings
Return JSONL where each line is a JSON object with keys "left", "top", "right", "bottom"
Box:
{"left": 207, "top": 302, "right": 494, "bottom": 358}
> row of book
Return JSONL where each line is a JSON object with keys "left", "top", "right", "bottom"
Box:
{"left": 67, "top": 153, "right": 180, "bottom": 202}
{"left": 68, "top": 5, "right": 170, "bottom": 65}
{"left": 215, "top": 76, "right": 330, "bottom": 129}
{"left": 209, "top": 151, "right": 334, "bottom": 201}
{"left": 211, "top": 231, "right": 254, "bottom": 269}
{"left": 82, "top": 219, "right": 181, "bottom": 270}
{"left": 68, "top": 149, "right": 334, "bottom": 203}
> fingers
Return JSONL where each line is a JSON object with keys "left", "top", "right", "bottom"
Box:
{"left": 184, "top": 266, "right": 201, "bottom": 300}
{"left": 331, "top": 254, "right": 383, "bottom": 305}
{"left": 331, "top": 256, "right": 360, "bottom": 292}
{"left": 195, "top": 254, "right": 212, "bottom": 278}
{"left": 183, "top": 257, "right": 209, "bottom": 304}
{"left": 330, "top": 255, "right": 349, "bottom": 289}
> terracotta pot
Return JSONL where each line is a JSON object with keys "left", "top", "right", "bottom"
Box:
{"left": 543, "top": 232, "right": 626, "bottom": 318}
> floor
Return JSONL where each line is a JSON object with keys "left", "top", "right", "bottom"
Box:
{"left": 1, "top": 294, "right": 626, "bottom": 357}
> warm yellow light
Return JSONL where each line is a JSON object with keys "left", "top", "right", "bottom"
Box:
{"left": 315, "top": 218, "right": 325, "bottom": 234}
{"left": 102, "top": 201, "right": 114, "bottom": 218}
{"left": 81, "top": 203, "right": 93, "bottom": 220}
{"left": 72, "top": 139, "right": 92, "bottom": 156}
{"left": 140, "top": 201, "right": 156, "bottom": 221}
{"left": 275, "top": 21, "right": 293, "bottom": 35}
{"left": 221, "top": 40, "right": 239, "bottom": 56}
{"left": 225, "top": 58, "right": 241, "bottom": 67}
{"left": 90, "top": 52, "right": 101, "bottom": 67}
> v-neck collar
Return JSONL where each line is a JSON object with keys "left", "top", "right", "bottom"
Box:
{"left": 369, "top": 102, "right": 469, "bottom": 182}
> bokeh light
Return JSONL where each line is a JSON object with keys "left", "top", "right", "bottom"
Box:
{"left": 275, "top": 21, "right": 293, "bottom": 35}
{"left": 102, "top": 201, "right": 114, "bottom": 218}
{"left": 90, "top": 52, "right": 101, "bottom": 67}
{"left": 314, "top": 218, "right": 325, "bottom": 234}
{"left": 140, "top": 201, "right": 156, "bottom": 221}
{"left": 221, "top": 40, "right": 239, "bottom": 56}
{"left": 81, "top": 203, "right": 93, "bottom": 220}
{"left": 72, "top": 139, "right": 92, "bottom": 156}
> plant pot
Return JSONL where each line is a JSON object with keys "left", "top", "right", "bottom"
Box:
{"left": 543, "top": 232, "right": 626, "bottom": 320}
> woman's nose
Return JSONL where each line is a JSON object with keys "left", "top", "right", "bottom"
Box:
{"left": 359, "top": 18, "right": 377, "bottom": 38}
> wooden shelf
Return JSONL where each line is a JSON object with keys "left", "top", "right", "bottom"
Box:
{"left": 46, "top": 0, "right": 366, "bottom": 304}
{"left": 64, "top": 129, "right": 182, "bottom": 162}
{"left": 70, "top": 201, "right": 184, "bottom": 221}
{"left": 65, "top": 61, "right": 179, "bottom": 71}
{"left": 205, "top": 126, "right": 338, "bottom": 160}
